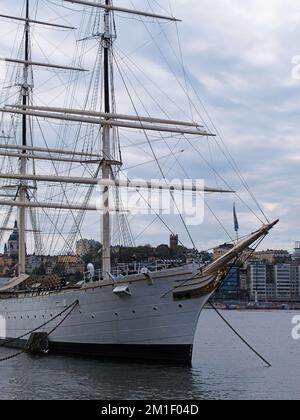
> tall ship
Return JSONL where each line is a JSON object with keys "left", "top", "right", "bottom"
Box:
{"left": 0, "top": 0, "right": 278, "bottom": 365}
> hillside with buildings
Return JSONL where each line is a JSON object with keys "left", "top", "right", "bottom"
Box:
{"left": 1, "top": 221, "right": 299, "bottom": 303}
{"left": 213, "top": 242, "right": 300, "bottom": 303}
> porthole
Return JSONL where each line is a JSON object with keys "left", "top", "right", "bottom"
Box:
{"left": 178, "top": 304, "right": 183, "bottom": 308}
{"left": 114, "top": 312, "right": 119, "bottom": 317}
{"left": 91, "top": 315, "right": 95, "bottom": 319}
{"left": 153, "top": 307, "right": 158, "bottom": 311}
{"left": 132, "top": 310, "right": 136, "bottom": 314}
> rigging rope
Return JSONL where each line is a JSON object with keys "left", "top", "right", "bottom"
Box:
{"left": 113, "top": 53, "right": 198, "bottom": 251}
{"left": 0, "top": 299, "right": 79, "bottom": 363}
{"left": 172, "top": 21, "right": 270, "bottom": 224}
{"left": 207, "top": 235, "right": 272, "bottom": 367}
{"left": 209, "top": 301, "right": 272, "bottom": 368}
{"left": 126, "top": 7, "right": 269, "bottom": 226}
{"left": 113, "top": 47, "right": 265, "bottom": 240}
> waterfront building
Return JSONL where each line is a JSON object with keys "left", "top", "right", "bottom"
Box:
{"left": 238, "top": 268, "right": 249, "bottom": 300}
{"left": 292, "top": 242, "right": 300, "bottom": 261}
{"left": 275, "top": 264, "right": 291, "bottom": 299}
{"left": 213, "top": 244, "right": 253, "bottom": 262}
{"left": 170, "top": 234, "right": 179, "bottom": 253}
{"left": 266, "top": 282, "right": 276, "bottom": 300}
{"left": 57, "top": 255, "right": 84, "bottom": 275}
{"left": 249, "top": 261, "right": 266, "bottom": 301}
{"left": 248, "top": 261, "right": 275, "bottom": 301}
{"left": 45, "top": 259, "right": 56, "bottom": 276}
{"left": 291, "top": 264, "right": 300, "bottom": 298}
{"left": 76, "top": 239, "right": 100, "bottom": 257}
{"left": 254, "top": 249, "right": 291, "bottom": 264}
{"left": 26, "top": 255, "right": 44, "bottom": 274}
{"left": 215, "top": 266, "right": 239, "bottom": 300}
{"left": 213, "top": 244, "right": 234, "bottom": 260}
{"left": 0, "top": 254, "right": 15, "bottom": 277}
{"left": 239, "top": 268, "right": 248, "bottom": 290}
{"left": 5, "top": 220, "right": 19, "bottom": 258}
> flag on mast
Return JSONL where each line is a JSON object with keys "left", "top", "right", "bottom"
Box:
{"left": 233, "top": 203, "right": 239, "bottom": 233}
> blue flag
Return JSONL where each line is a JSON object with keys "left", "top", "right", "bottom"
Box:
{"left": 233, "top": 203, "right": 239, "bottom": 233}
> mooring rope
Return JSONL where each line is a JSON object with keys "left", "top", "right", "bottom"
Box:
{"left": 209, "top": 301, "right": 272, "bottom": 368}
{"left": 0, "top": 300, "right": 79, "bottom": 363}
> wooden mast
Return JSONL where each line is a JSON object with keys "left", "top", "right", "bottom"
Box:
{"left": 19, "top": 0, "right": 30, "bottom": 275}
{"left": 101, "top": 0, "right": 112, "bottom": 275}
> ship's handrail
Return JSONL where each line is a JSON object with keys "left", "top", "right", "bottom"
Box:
{"left": 83, "top": 260, "right": 186, "bottom": 283}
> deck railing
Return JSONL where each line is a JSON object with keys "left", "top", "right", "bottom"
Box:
{"left": 83, "top": 260, "right": 185, "bottom": 283}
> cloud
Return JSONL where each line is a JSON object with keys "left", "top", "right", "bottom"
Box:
{"left": 0, "top": 0, "right": 299, "bottom": 253}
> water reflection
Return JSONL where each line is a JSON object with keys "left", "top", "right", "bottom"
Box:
{"left": 0, "top": 350, "right": 208, "bottom": 400}
{"left": 1, "top": 310, "right": 300, "bottom": 400}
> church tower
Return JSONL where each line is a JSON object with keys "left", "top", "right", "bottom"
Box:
{"left": 6, "top": 220, "right": 19, "bottom": 258}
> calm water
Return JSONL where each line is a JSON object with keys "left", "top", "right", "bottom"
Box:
{"left": 0, "top": 310, "right": 299, "bottom": 400}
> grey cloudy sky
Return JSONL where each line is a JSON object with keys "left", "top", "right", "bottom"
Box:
{"left": 148, "top": 0, "right": 300, "bottom": 252}
{"left": 0, "top": 0, "right": 299, "bottom": 253}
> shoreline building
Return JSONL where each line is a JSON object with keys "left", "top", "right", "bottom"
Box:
{"left": 170, "top": 234, "right": 179, "bottom": 254}
{"left": 254, "top": 249, "right": 291, "bottom": 264}
{"left": 248, "top": 260, "right": 300, "bottom": 301}
{"left": 275, "top": 264, "right": 292, "bottom": 300}
{"left": 249, "top": 261, "right": 268, "bottom": 301}
{"left": 76, "top": 239, "right": 100, "bottom": 257}
{"left": 293, "top": 242, "right": 300, "bottom": 261}
{"left": 215, "top": 266, "right": 239, "bottom": 300}
{"left": 291, "top": 264, "right": 300, "bottom": 298}
{"left": 213, "top": 244, "right": 234, "bottom": 260}
{"left": 238, "top": 268, "right": 248, "bottom": 300}
{"left": 5, "top": 221, "right": 19, "bottom": 258}
{"left": 213, "top": 243, "right": 253, "bottom": 262}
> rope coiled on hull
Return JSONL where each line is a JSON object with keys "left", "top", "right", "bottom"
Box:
{"left": 0, "top": 299, "right": 79, "bottom": 363}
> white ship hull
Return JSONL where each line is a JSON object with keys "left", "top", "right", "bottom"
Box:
{"left": 0, "top": 265, "right": 215, "bottom": 365}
